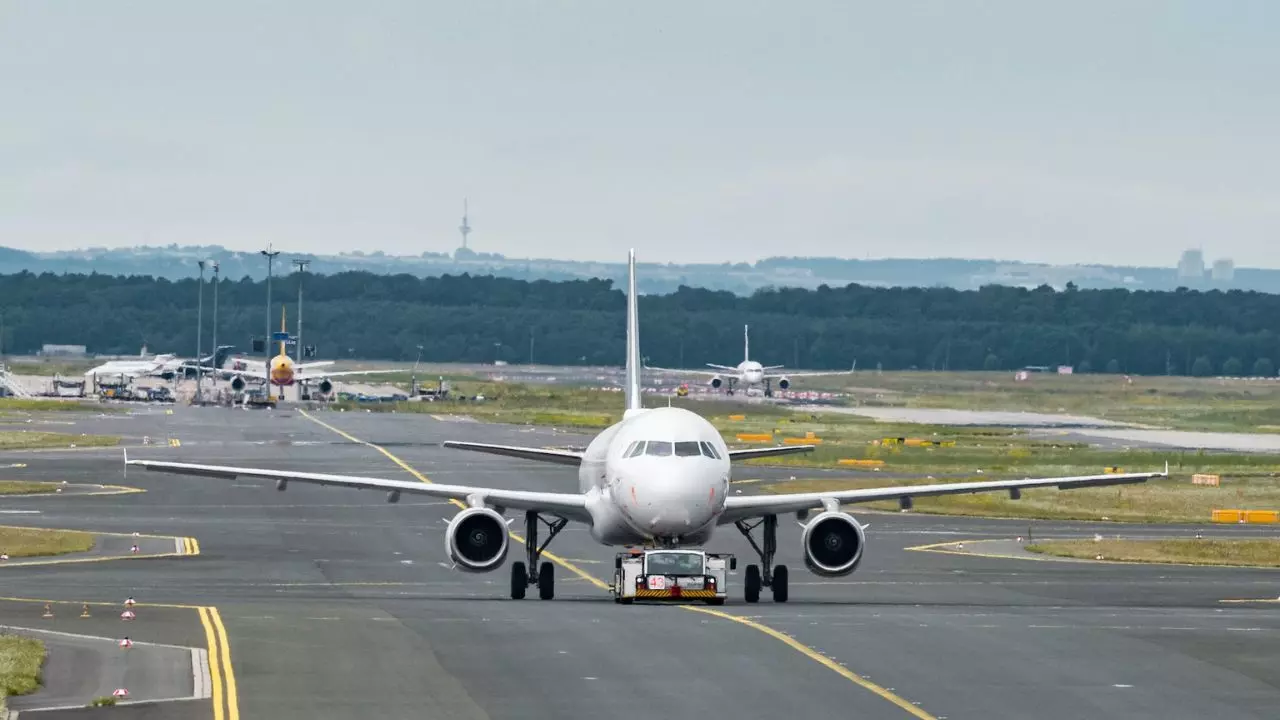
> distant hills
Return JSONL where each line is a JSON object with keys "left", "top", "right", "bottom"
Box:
{"left": 0, "top": 244, "right": 1269, "bottom": 295}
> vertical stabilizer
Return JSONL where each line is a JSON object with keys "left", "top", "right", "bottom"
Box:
{"left": 279, "top": 306, "right": 288, "bottom": 356}
{"left": 624, "top": 249, "right": 643, "bottom": 413}
{"left": 744, "top": 324, "right": 750, "bottom": 363}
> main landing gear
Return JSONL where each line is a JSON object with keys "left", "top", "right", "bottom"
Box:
{"left": 734, "top": 514, "right": 788, "bottom": 603}
{"left": 764, "top": 379, "right": 773, "bottom": 398}
{"left": 511, "top": 511, "right": 567, "bottom": 600}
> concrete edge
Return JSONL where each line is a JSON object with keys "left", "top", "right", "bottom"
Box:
{"left": 0, "top": 625, "right": 209, "bottom": 715}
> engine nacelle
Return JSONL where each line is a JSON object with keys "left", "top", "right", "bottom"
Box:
{"left": 445, "top": 507, "right": 509, "bottom": 572}
{"left": 801, "top": 511, "right": 866, "bottom": 577}
{"left": 710, "top": 376, "right": 723, "bottom": 389}
{"left": 777, "top": 377, "right": 791, "bottom": 390}
{"left": 317, "top": 378, "right": 333, "bottom": 395}
{"left": 230, "top": 376, "right": 246, "bottom": 392}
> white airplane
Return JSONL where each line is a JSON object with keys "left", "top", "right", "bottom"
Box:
{"left": 85, "top": 346, "right": 235, "bottom": 381}
{"left": 646, "top": 325, "right": 855, "bottom": 396}
{"left": 124, "top": 250, "right": 1164, "bottom": 603}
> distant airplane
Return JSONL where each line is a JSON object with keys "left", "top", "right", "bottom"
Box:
{"left": 646, "top": 325, "right": 855, "bottom": 396}
{"left": 85, "top": 346, "right": 234, "bottom": 381}
{"left": 218, "top": 307, "right": 396, "bottom": 395}
{"left": 126, "top": 250, "right": 1164, "bottom": 604}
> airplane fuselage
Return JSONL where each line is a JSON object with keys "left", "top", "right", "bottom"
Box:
{"left": 577, "top": 406, "right": 730, "bottom": 547}
{"left": 734, "top": 360, "right": 766, "bottom": 387}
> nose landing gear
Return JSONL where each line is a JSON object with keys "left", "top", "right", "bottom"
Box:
{"left": 510, "top": 510, "right": 568, "bottom": 600}
{"left": 734, "top": 514, "right": 788, "bottom": 603}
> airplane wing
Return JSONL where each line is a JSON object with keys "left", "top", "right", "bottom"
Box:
{"left": 645, "top": 365, "right": 729, "bottom": 378}
{"left": 299, "top": 369, "right": 401, "bottom": 380}
{"left": 442, "top": 441, "right": 813, "bottom": 465}
{"left": 123, "top": 452, "right": 591, "bottom": 522}
{"left": 294, "top": 361, "right": 336, "bottom": 371}
{"left": 718, "top": 468, "right": 1166, "bottom": 524}
{"left": 223, "top": 367, "right": 270, "bottom": 380}
{"left": 726, "top": 445, "right": 817, "bottom": 461}
{"left": 441, "top": 441, "right": 584, "bottom": 466}
{"left": 763, "top": 368, "right": 855, "bottom": 379}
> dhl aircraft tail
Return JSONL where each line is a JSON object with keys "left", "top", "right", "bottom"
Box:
{"left": 279, "top": 306, "right": 288, "bottom": 356}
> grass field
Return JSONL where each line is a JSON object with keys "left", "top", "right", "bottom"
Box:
{"left": 0, "top": 526, "right": 96, "bottom": 557}
{"left": 0, "top": 635, "right": 45, "bottom": 711}
{"left": 0, "top": 431, "right": 119, "bottom": 451}
{"left": 329, "top": 374, "right": 1280, "bottom": 524}
{"left": 0, "top": 481, "right": 59, "bottom": 495}
{"left": 1026, "top": 538, "right": 1280, "bottom": 567}
{"left": 0, "top": 398, "right": 120, "bottom": 414}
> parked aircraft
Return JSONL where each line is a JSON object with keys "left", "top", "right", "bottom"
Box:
{"left": 125, "top": 251, "right": 1163, "bottom": 603}
{"left": 646, "top": 325, "right": 854, "bottom": 396}
{"left": 218, "top": 308, "right": 396, "bottom": 395}
{"left": 85, "top": 346, "right": 234, "bottom": 381}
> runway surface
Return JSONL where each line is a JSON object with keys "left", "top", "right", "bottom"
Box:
{"left": 0, "top": 405, "right": 1277, "bottom": 719}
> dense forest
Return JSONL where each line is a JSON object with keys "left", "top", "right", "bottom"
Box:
{"left": 2, "top": 269, "right": 1279, "bottom": 376}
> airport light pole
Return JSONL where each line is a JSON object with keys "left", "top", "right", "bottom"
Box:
{"left": 261, "top": 245, "right": 281, "bottom": 400}
{"left": 292, "top": 258, "right": 310, "bottom": 365}
{"left": 210, "top": 261, "right": 219, "bottom": 388}
{"left": 196, "top": 260, "right": 206, "bottom": 403}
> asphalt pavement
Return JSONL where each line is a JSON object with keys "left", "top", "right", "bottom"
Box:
{"left": 0, "top": 405, "right": 1276, "bottom": 719}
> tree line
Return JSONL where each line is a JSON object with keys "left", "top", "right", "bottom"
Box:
{"left": 2, "top": 270, "right": 1279, "bottom": 376}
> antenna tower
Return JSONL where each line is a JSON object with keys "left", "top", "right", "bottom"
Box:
{"left": 458, "top": 199, "right": 472, "bottom": 250}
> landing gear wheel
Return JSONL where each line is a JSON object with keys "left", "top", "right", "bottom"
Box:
{"left": 744, "top": 564, "right": 761, "bottom": 603}
{"left": 771, "top": 564, "right": 789, "bottom": 603}
{"left": 511, "top": 562, "right": 528, "bottom": 600}
{"left": 538, "top": 561, "right": 555, "bottom": 600}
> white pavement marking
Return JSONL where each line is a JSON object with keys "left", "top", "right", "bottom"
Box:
{"left": 192, "top": 647, "right": 212, "bottom": 699}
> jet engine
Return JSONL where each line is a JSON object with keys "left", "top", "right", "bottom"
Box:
{"left": 801, "top": 511, "right": 865, "bottom": 577}
{"left": 445, "top": 507, "right": 509, "bottom": 572}
{"left": 777, "top": 377, "right": 791, "bottom": 390}
{"left": 230, "top": 376, "right": 246, "bottom": 392}
{"left": 317, "top": 378, "right": 333, "bottom": 395}
{"left": 710, "top": 376, "right": 723, "bottom": 389}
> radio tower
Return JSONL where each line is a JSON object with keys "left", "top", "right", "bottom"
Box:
{"left": 458, "top": 199, "right": 472, "bottom": 250}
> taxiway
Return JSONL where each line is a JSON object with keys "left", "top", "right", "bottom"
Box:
{"left": 0, "top": 406, "right": 1276, "bottom": 719}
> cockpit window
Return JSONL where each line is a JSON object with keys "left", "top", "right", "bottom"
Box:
{"left": 626, "top": 440, "right": 717, "bottom": 458}
{"left": 644, "top": 441, "right": 673, "bottom": 457}
{"left": 674, "top": 441, "right": 702, "bottom": 457}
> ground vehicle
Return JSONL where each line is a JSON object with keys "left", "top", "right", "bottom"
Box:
{"left": 613, "top": 549, "right": 735, "bottom": 605}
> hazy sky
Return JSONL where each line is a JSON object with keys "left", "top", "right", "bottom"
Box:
{"left": 2, "top": 1, "right": 1278, "bottom": 266}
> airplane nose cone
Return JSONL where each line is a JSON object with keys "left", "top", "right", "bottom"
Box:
{"left": 620, "top": 466, "right": 722, "bottom": 539}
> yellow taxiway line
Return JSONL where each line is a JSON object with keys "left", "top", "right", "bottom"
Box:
{"left": 299, "top": 409, "right": 937, "bottom": 720}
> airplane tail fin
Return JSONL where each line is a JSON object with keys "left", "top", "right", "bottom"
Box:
{"left": 744, "top": 324, "right": 750, "bottom": 363}
{"left": 279, "top": 306, "right": 288, "bottom": 356}
{"left": 624, "top": 249, "right": 643, "bottom": 414}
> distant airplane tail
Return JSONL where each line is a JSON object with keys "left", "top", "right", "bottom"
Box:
{"left": 744, "top": 324, "right": 750, "bottom": 363}
{"left": 279, "top": 306, "right": 288, "bottom": 356}
{"left": 624, "top": 249, "right": 643, "bottom": 415}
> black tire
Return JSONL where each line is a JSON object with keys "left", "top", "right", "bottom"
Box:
{"left": 538, "top": 561, "right": 555, "bottom": 600}
{"left": 744, "top": 564, "right": 761, "bottom": 603}
{"left": 705, "top": 597, "right": 726, "bottom": 606}
{"left": 772, "top": 564, "right": 789, "bottom": 603}
{"left": 511, "top": 562, "right": 528, "bottom": 600}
